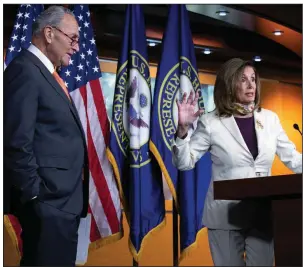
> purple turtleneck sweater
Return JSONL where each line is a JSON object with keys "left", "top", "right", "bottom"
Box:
{"left": 234, "top": 116, "right": 258, "bottom": 160}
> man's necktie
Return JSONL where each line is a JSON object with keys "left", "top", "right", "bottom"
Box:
{"left": 53, "top": 71, "right": 71, "bottom": 101}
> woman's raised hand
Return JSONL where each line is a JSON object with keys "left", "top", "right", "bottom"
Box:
{"left": 176, "top": 90, "right": 204, "bottom": 127}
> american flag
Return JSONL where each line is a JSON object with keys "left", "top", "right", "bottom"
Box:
{"left": 58, "top": 4, "right": 123, "bottom": 253}
{"left": 4, "top": 4, "right": 44, "bottom": 68}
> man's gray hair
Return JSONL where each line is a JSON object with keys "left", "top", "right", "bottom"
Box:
{"left": 32, "top": 5, "right": 75, "bottom": 37}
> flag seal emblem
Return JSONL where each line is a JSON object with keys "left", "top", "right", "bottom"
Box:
{"left": 112, "top": 50, "right": 151, "bottom": 166}
{"left": 158, "top": 57, "right": 204, "bottom": 150}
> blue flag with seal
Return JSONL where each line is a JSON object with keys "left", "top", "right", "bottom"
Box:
{"left": 149, "top": 4, "right": 212, "bottom": 262}
{"left": 107, "top": 4, "right": 165, "bottom": 262}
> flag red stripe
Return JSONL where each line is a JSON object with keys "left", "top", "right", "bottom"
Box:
{"left": 78, "top": 85, "right": 103, "bottom": 241}
{"left": 87, "top": 205, "right": 101, "bottom": 242}
{"left": 89, "top": 79, "right": 110, "bottom": 145}
{"left": 80, "top": 85, "right": 120, "bottom": 233}
{"left": 87, "top": 123, "right": 120, "bottom": 233}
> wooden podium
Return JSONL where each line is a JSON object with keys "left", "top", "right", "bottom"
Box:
{"left": 213, "top": 173, "right": 302, "bottom": 266}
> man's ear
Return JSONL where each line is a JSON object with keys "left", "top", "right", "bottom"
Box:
{"left": 44, "top": 27, "right": 53, "bottom": 44}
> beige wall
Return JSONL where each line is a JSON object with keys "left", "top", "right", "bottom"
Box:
{"left": 4, "top": 60, "right": 302, "bottom": 266}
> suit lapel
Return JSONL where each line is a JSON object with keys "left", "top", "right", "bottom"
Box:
{"left": 39, "top": 66, "right": 86, "bottom": 133}
{"left": 220, "top": 115, "right": 250, "bottom": 153}
{"left": 24, "top": 50, "right": 86, "bottom": 141}
{"left": 45, "top": 70, "right": 71, "bottom": 104}
{"left": 24, "top": 50, "right": 71, "bottom": 105}
{"left": 253, "top": 110, "right": 265, "bottom": 160}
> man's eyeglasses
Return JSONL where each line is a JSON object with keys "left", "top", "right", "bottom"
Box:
{"left": 52, "top": 26, "right": 79, "bottom": 46}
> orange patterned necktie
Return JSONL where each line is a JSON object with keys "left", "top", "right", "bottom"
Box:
{"left": 53, "top": 71, "right": 71, "bottom": 101}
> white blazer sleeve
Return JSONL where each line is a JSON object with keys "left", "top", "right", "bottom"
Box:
{"left": 274, "top": 113, "right": 302, "bottom": 173}
{"left": 171, "top": 114, "right": 211, "bottom": 170}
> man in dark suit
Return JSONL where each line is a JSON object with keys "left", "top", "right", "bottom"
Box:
{"left": 4, "top": 5, "right": 89, "bottom": 266}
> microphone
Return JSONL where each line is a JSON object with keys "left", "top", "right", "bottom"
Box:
{"left": 293, "top": 123, "right": 302, "bottom": 136}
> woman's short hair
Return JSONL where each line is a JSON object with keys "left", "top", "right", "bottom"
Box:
{"left": 213, "top": 58, "right": 261, "bottom": 117}
{"left": 32, "top": 5, "right": 74, "bottom": 37}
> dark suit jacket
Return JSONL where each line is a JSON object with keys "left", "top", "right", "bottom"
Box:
{"left": 4, "top": 49, "right": 89, "bottom": 217}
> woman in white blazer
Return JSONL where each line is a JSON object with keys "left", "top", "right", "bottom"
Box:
{"left": 172, "top": 58, "right": 302, "bottom": 266}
